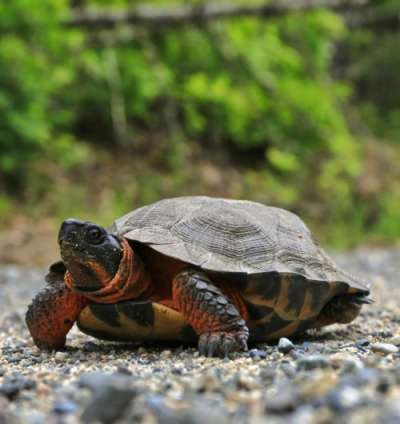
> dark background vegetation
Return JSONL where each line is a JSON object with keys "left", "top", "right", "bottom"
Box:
{"left": 1, "top": 0, "right": 399, "bottom": 264}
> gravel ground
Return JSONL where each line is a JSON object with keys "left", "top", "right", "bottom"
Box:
{"left": 0, "top": 249, "right": 399, "bottom": 423}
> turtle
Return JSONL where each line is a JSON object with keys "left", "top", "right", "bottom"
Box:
{"left": 26, "top": 196, "right": 370, "bottom": 357}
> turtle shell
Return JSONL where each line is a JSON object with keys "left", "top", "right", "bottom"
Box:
{"left": 109, "top": 196, "right": 368, "bottom": 292}
{"left": 75, "top": 197, "right": 369, "bottom": 344}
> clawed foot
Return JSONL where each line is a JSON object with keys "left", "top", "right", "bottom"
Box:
{"left": 198, "top": 331, "right": 248, "bottom": 358}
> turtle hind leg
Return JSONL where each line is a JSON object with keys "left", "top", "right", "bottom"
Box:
{"left": 315, "top": 293, "right": 372, "bottom": 327}
{"left": 172, "top": 269, "right": 249, "bottom": 357}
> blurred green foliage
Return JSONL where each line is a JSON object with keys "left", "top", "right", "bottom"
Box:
{"left": 0, "top": 0, "right": 399, "bottom": 247}
{"left": 0, "top": 0, "right": 89, "bottom": 185}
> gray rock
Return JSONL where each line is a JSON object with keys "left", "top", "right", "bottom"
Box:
{"left": 146, "top": 395, "right": 229, "bottom": 424}
{"left": 297, "top": 355, "right": 329, "bottom": 370}
{"left": 78, "top": 371, "right": 137, "bottom": 423}
{"left": 0, "top": 374, "right": 36, "bottom": 400}
{"left": 81, "top": 386, "right": 136, "bottom": 424}
{"left": 278, "top": 338, "right": 295, "bottom": 354}
{"left": 265, "top": 388, "right": 299, "bottom": 414}
{"left": 78, "top": 371, "right": 131, "bottom": 394}
{"left": 327, "top": 386, "right": 364, "bottom": 412}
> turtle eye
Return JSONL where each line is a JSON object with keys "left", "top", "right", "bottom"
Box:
{"left": 86, "top": 226, "right": 103, "bottom": 244}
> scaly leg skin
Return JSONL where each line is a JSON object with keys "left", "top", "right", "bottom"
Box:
{"left": 315, "top": 293, "right": 372, "bottom": 327}
{"left": 172, "top": 269, "right": 249, "bottom": 357}
{"left": 25, "top": 280, "right": 88, "bottom": 350}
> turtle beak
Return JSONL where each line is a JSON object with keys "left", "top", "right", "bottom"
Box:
{"left": 58, "top": 219, "right": 86, "bottom": 246}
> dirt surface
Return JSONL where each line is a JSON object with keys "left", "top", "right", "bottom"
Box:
{"left": 0, "top": 249, "right": 400, "bottom": 423}
{"left": 0, "top": 218, "right": 59, "bottom": 267}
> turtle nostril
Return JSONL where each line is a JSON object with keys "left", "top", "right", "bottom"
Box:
{"left": 58, "top": 219, "right": 82, "bottom": 244}
{"left": 59, "top": 230, "right": 75, "bottom": 245}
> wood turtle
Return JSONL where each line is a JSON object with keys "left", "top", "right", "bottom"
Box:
{"left": 26, "top": 196, "right": 370, "bottom": 357}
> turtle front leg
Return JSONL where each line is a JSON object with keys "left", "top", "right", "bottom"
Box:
{"left": 26, "top": 281, "right": 88, "bottom": 350}
{"left": 172, "top": 270, "right": 249, "bottom": 357}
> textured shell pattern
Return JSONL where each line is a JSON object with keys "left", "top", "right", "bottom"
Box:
{"left": 109, "top": 197, "right": 368, "bottom": 292}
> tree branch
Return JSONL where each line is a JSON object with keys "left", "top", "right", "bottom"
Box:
{"left": 347, "top": 10, "right": 400, "bottom": 31}
{"left": 66, "top": 0, "right": 370, "bottom": 29}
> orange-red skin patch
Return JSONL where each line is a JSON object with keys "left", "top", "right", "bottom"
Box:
{"left": 65, "top": 239, "right": 152, "bottom": 304}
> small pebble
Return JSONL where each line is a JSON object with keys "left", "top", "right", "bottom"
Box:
{"left": 370, "top": 343, "right": 399, "bottom": 355}
{"left": 249, "top": 349, "right": 267, "bottom": 359}
{"left": 278, "top": 337, "right": 295, "bottom": 353}
{"left": 82, "top": 342, "right": 100, "bottom": 352}
{"left": 356, "top": 338, "right": 370, "bottom": 347}
{"left": 160, "top": 350, "right": 172, "bottom": 359}
{"left": 53, "top": 399, "right": 78, "bottom": 414}
{"left": 55, "top": 352, "right": 67, "bottom": 362}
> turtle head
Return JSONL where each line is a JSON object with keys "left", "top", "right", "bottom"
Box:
{"left": 58, "top": 219, "right": 123, "bottom": 292}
